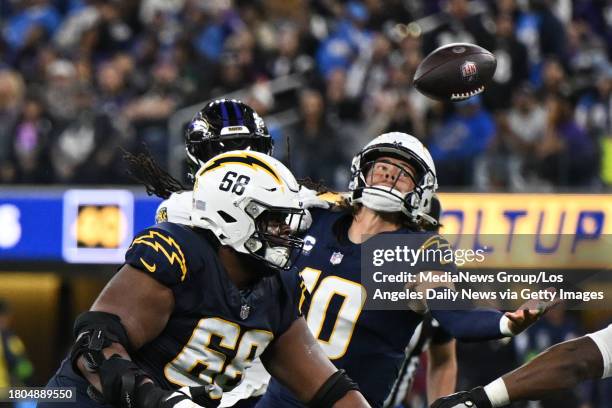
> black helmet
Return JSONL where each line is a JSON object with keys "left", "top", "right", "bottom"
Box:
{"left": 185, "top": 99, "right": 273, "bottom": 177}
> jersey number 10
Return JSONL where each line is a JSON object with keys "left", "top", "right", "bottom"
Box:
{"left": 300, "top": 268, "right": 366, "bottom": 360}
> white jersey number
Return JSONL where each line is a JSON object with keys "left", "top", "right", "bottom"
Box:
{"left": 164, "top": 317, "right": 273, "bottom": 399}
{"left": 301, "top": 267, "right": 366, "bottom": 359}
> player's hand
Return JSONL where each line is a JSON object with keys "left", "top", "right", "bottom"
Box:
{"left": 504, "top": 287, "right": 557, "bottom": 335}
{"left": 430, "top": 387, "right": 493, "bottom": 408}
{"left": 137, "top": 382, "right": 220, "bottom": 408}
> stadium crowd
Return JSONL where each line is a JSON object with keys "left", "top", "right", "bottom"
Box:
{"left": 0, "top": 0, "right": 610, "bottom": 190}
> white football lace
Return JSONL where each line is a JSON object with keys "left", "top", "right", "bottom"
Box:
{"left": 450, "top": 85, "right": 485, "bottom": 101}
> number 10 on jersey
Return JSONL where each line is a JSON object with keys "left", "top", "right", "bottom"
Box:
{"left": 300, "top": 267, "right": 366, "bottom": 360}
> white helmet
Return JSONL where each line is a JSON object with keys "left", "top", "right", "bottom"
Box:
{"left": 348, "top": 132, "right": 437, "bottom": 222}
{"left": 191, "top": 150, "right": 305, "bottom": 270}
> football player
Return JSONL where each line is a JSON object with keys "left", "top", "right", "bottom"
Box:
{"left": 431, "top": 323, "right": 612, "bottom": 408}
{"left": 124, "top": 98, "right": 327, "bottom": 231}
{"left": 255, "top": 132, "right": 552, "bottom": 408}
{"left": 41, "top": 151, "right": 369, "bottom": 408}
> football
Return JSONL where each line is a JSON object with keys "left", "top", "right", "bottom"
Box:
{"left": 413, "top": 43, "right": 497, "bottom": 101}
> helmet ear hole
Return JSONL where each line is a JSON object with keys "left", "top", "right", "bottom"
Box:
{"left": 217, "top": 211, "right": 237, "bottom": 223}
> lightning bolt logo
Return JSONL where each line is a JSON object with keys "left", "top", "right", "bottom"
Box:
{"left": 420, "top": 235, "right": 452, "bottom": 265}
{"left": 131, "top": 231, "right": 188, "bottom": 281}
{"left": 199, "top": 152, "right": 282, "bottom": 185}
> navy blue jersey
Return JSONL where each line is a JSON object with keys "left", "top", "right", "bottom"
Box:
{"left": 259, "top": 209, "right": 455, "bottom": 408}
{"left": 125, "top": 222, "right": 306, "bottom": 400}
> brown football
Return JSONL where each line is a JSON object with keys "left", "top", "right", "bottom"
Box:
{"left": 413, "top": 43, "right": 497, "bottom": 101}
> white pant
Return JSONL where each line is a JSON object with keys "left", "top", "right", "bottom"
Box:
{"left": 220, "top": 358, "right": 270, "bottom": 407}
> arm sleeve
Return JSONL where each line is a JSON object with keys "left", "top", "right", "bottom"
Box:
{"left": 586, "top": 324, "right": 612, "bottom": 379}
{"left": 430, "top": 319, "right": 453, "bottom": 345}
{"left": 430, "top": 308, "right": 504, "bottom": 342}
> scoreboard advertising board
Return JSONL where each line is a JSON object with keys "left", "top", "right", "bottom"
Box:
{"left": 0, "top": 189, "right": 610, "bottom": 267}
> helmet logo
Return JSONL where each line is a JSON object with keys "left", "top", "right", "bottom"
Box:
{"left": 460, "top": 61, "right": 478, "bottom": 82}
{"left": 200, "top": 153, "right": 282, "bottom": 185}
{"left": 253, "top": 112, "right": 266, "bottom": 133}
{"left": 190, "top": 117, "right": 210, "bottom": 137}
{"left": 221, "top": 125, "right": 250, "bottom": 135}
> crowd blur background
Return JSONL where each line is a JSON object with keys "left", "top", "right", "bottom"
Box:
{"left": 0, "top": 0, "right": 610, "bottom": 190}
{"left": 0, "top": 0, "right": 611, "bottom": 407}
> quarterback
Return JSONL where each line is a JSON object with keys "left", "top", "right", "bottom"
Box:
{"left": 41, "top": 151, "right": 369, "bottom": 408}
{"left": 256, "top": 132, "right": 552, "bottom": 408}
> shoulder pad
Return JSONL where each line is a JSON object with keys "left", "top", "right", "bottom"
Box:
{"left": 420, "top": 234, "right": 452, "bottom": 252}
{"left": 125, "top": 225, "right": 190, "bottom": 286}
{"left": 155, "top": 191, "right": 193, "bottom": 225}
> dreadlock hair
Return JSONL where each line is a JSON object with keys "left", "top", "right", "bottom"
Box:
{"left": 123, "top": 147, "right": 187, "bottom": 199}
{"left": 297, "top": 177, "right": 332, "bottom": 194}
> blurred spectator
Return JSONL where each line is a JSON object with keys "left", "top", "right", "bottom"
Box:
{"left": 534, "top": 95, "right": 598, "bottom": 186}
{"left": 477, "top": 83, "right": 546, "bottom": 190}
{"left": 428, "top": 95, "right": 496, "bottom": 187}
{"left": 422, "top": 0, "right": 494, "bottom": 54}
{"left": 50, "top": 85, "right": 130, "bottom": 183}
{"left": 0, "top": 69, "right": 25, "bottom": 183}
{"left": 9, "top": 96, "right": 53, "bottom": 183}
{"left": 538, "top": 57, "right": 570, "bottom": 99}
{"left": 482, "top": 12, "right": 529, "bottom": 111}
{"left": 0, "top": 299, "right": 34, "bottom": 390}
{"left": 287, "top": 88, "right": 345, "bottom": 188}
{"left": 267, "top": 24, "right": 314, "bottom": 79}
{"left": 3, "top": 0, "right": 61, "bottom": 53}
{"left": 575, "top": 68, "right": 612, "bottom": 186}
{"left": 123, "top": 58, "right": 182, "bottom": 163}
{"left": 316, "top": 1, "right": 373, "bottom": 79}
{"left": 42, "top": 59, "right": 80, "bottom": 122}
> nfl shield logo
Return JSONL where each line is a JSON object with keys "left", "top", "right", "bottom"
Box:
{"left": 460, "top": 61, "right": 478, "bottom": 82}
{"left": 240, "top": 304, "right": 250, "bottom": 320}
{"left": 330, "top": 252, "right": 344, "bottom": 265}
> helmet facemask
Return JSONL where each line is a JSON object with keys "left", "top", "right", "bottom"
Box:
{"left": 242, "top": 200, "right": 305, "bottom": 271}
{"left": 350, "top": 145, "right": 437, "bottom": 221}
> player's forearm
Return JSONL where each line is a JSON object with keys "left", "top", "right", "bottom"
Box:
{"left": 427, "top": 358, "right": 457, "bottom": 402}
{"left": 502, "top": 337, "right": 603, "bottom": 402}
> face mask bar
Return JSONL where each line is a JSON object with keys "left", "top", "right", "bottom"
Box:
{"left": 243, "top": 200, "right": 305, "bottom": 270}
{"left": 357, "top": 158, "right": 423, "bottom": 206}
{"left": 352, "top": 149, "right": 436, "bottom": 218}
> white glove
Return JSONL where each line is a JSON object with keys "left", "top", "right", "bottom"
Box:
{"left": 297, "top": 186, "right": 331, "bottom": 210}
{"left": 289, "top": 186, "right": 330, "bottom": 232}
